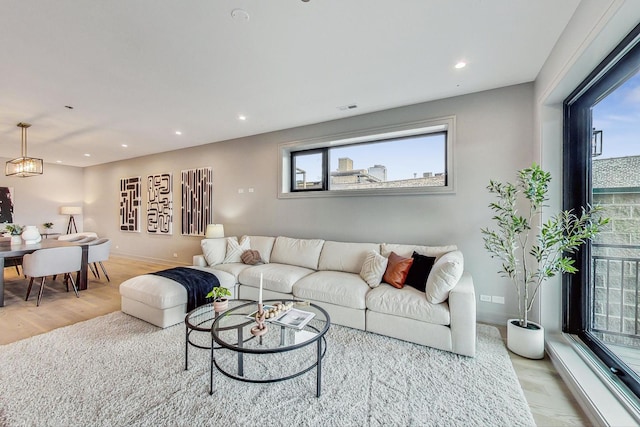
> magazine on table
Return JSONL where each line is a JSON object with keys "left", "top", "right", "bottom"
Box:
{"left": 271, "top": 308, "right": 315, "bottom": 330}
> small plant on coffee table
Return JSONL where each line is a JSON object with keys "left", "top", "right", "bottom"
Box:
{"left": 206, "top": 286, "right": 232, "bottom": 312}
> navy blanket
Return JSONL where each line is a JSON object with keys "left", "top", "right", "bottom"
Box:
{"left": 150, "top": 267, "right": 220, "bottom": 311}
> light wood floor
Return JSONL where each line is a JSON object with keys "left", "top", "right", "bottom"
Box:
{"left": 0, "top": 256, "right": 590, "bottom": 426}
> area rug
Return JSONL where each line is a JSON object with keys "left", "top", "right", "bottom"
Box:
{"left": 0, "top": 312, "right": 534, "bottom": 426}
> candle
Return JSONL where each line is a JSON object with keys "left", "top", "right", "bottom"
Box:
{"left": 259, "top": 273, "right": 263, "bottom": 306}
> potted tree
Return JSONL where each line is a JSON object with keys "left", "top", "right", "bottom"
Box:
{"left": 206, "top": 286, "right": 232, "bottom": 312}
{"left": 481, "top": 164, "right": 608, "bottom": 359}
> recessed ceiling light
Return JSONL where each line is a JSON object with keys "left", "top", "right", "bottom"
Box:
{"left": 455, "top": 61, "right": 467, "bottom": 69}
{"left": 121, "top": 144, "right": 128, "bottom": 148}
{"left": 238, "top": 115, "right": 247, "bottom": 121}
{"left": 175, "top": 131, "right": 182, "bottom": 135}
{"left": 84, "top": 153, "right": 91, "bottom": 157}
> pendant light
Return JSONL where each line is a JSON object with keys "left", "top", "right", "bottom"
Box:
{"left": 5, "top": 122, "right": 43, "bottom": 177}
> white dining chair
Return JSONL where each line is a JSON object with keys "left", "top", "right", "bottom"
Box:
{"left": 87, "top": 238, "right": 111, "bottom": 282}
{"left": 22, "top": 246, "right": 82, "bottom": 306}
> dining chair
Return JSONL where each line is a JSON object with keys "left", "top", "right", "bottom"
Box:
{"left": 22, "top": 246, "right": 82, "bottom": 306}
{"left": 87, "top": 238, "right": 111, "bottom": 282}
{"left": 74, "top": 236, "right": 97, "bottom": 244}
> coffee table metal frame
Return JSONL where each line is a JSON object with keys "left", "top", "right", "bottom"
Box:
{"left": 184, "top": 299, "right": 253, "bottom": 371}
{"left": 209, "top": 299, "right": 330, "bottom": 397}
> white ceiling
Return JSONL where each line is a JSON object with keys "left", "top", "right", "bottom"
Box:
{"left": 0, "top": 0, "right": 580, "bottom": 168}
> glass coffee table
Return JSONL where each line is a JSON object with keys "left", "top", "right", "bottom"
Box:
{"left": 210, "top": 299, "right": 330, "bottom": 397}
{"left": 184, "top": 299, "right": 252, "bottom": 370}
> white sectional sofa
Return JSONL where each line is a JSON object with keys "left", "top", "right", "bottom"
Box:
{"left": 192, "top": 235, "right": 476, "bottom": 357}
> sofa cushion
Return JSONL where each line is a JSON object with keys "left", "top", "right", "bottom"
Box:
{"left": 270, "top": 236, "right": 324, "bottom": 270}
{"left": 201, "top": 237, "right": 235, "bottom": 267}
{"left": 360, "top": 250, "right": 388, "bottom": 288}
{"left": 404, "top": 252, "right": 436, "bottom": 292}
{"left": 238, "top": 263, "right": 315, "bottom": 294}
{"left": 223, "top": 236, "right": 250, "bottom": 263}
{"left": 318, "top": 241, "right": 380, "bottom": 274}
{"left": 381, "top": 243, "right": 458, "bottom": 260}
{"left": 209, "top": 262, "right": 251, "bottom": 281}
{"left": 366, "top": 283, "right": 451, "bottom": 325}
{"left": 119, "top": 266, "right": 236, "bottom": 309}
{"left": 383, "top": 252, "right": 413, "bottom": 289}
{"left": 293, "top": 271, "right": 369, "bottom": 310}
{"left": 244, "top": 235, "right": 276, "bottom": 263}
{"left": 425, "top": 250, "right": 464, "bottom": 304}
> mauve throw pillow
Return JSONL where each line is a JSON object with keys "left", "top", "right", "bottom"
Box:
{"left": 383, "top": 252, "right": 414, "bottom": 289}
{"left": 405, "top": 251, "right": 436, "bottom": 292}
{"left": 241, "top": 249, "right": 262, "bottom": 265}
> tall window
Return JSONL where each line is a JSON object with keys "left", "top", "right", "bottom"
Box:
{"left": 279, "top": 116, "right": 455, "bottom": 198}
{"left": 564, "top": 23, "right": 640, "bottom": 399}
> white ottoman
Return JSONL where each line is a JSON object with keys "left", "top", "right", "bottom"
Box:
{"left": 119, "top": 267, "right": 236, "bottom": 328}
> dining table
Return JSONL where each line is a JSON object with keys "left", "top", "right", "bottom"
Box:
{"left": 0, "top": 238, "right": 89, "bottom": 307}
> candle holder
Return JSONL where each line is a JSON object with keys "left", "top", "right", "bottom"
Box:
{"left": 250, "top": 303, "right": 268, "bottom": 337}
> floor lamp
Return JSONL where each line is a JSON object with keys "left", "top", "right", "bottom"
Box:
{"left": 60, "top": 206, "right": 82, "bottom": 234}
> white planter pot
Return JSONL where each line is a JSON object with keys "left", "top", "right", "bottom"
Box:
{"left": 10, "top": 235, "right": 22, "bottom": 245}
{"left": 507, "top": 319, "right": 545, "bottom": 359}
{"left": 21, "top": 225, "right": 41, "bottom": 245}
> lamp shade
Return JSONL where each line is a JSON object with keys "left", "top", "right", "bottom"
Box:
{"left": 205, "top": 224, "right": 225, "bottom": 238}
{"left": 60, "top": 206, "right": 83, "bottom": 215}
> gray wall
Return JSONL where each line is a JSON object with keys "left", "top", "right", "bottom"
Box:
{"left": 84, "top": 83, "right": 535, "bottom": 325}
{"left": 0, "top": 160, "right": 84, "bottom": 234}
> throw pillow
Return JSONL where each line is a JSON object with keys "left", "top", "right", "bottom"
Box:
{"left": 382, "top": 251, "right": 414, "bottom": 289}
{"left": 201, "top": 237, "right": 231, "bottom": 266}
{"left": 241, "top": 249, "right": 262, "bottom": 265}
{"left": 425, "top": 250, "right": 464, "bottom": 304}
{"left": 359, "top": 250, "right": 388, "bottom": 288}
{"left": 405, "top": 251, "right": 436, "bottom": 292}
{"left": 223, "top": 236, "right": 250, "bottom": 263}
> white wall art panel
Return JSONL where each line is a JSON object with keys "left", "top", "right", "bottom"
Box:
{"left": 147, "top": 173, "right": 173, "bottom": 235}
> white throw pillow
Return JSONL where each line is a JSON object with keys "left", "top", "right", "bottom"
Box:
{"left": 425, "top": 250, "right": 464, "bottom": 304}
{"left": 223, "top": 236, "right": 250, "bottom": 263}
{"left": 201, "top": 237, "right": 233, "bottom": 266}
{"left": 359, "top": 250, "right": 388, "bottom": 288}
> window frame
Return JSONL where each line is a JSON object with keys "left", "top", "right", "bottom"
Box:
{"left": 563, "top": 22, "right": 640, "bottom": 400}
{"left": 278, "top": 116, "right": 455, "bottom": 198}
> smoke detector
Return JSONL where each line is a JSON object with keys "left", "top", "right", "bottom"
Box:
{"left": 231, "top": 9, "right": 250, "bottom": 21}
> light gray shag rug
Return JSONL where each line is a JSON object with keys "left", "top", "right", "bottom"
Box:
{"left": 0, "top": 312, "right": 534, "bottom": 427}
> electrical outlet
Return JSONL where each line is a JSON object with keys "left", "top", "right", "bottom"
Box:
{"left": 492, "top": 296, "right": 505, "bottom": 304}
{"left": 238, "top": 188, "right": 244, "bottom": 194}
{"left": 248, "top": 187, "right": 254, "bottom": 193}
{"left": 480, "top": 295, "right": 491, "bottom": 302}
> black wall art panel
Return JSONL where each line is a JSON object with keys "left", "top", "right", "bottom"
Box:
{"left": 0, "top": 187, "right": 15, "bottom": 224}
{"left": 181, "top": 167, "right": 213, "bottom": 236}
{"left": 147, "top": 173, "right": 173, "bottom": 234}
{"left": 120, "top": 176, "right": 141, "bottom": 232}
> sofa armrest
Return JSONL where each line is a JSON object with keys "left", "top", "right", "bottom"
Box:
{"left": 448, "top": 271, "right": 476, "bottom": 357}
{"left": 193, "top": 254, "right": 208, "bottom": 267}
